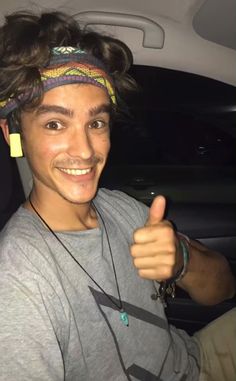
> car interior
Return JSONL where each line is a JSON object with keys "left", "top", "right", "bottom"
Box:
{"left": 0, "top": 0, "right": 235, "bottom": 335}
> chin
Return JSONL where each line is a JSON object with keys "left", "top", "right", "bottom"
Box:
{"left": 61, "top": 187, "right": 98, "bottom": 205}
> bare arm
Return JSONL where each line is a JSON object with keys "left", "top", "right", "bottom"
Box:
{"left": 177, "top": 238, "right": 236, "bottom": 305}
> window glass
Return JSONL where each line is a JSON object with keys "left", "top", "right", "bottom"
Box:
{"left": 100, "top": 65, "right": 236, "bottom": 205}
{"left": 109, "top": 65, "right": 236, "bottom": 167}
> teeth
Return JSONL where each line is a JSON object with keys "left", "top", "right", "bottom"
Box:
{"left": 60, "top": 168, "right": 91, "bottom": 176}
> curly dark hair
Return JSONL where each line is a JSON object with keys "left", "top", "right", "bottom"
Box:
{"left": 0, "top": 11, "right": 137, "bottom": 113}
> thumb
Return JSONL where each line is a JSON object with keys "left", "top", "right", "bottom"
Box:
{"left": 146, "top": 195, "right": 166, "bottom": 226}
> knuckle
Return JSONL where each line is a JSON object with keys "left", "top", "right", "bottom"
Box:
{"left": 166, "top": 253, "right": 176, "bottom": 266}
{"left": 139, "top": 269, "right": 156, "bottom": 280}
{"left": 138, "top": 269, "right": 145, "bottom": 278}
{"left": 133, "top": 257, "right": 140, "bottom": 268}
{"left": 162, "top": 266, "right": 174, "bottom": 279}
{"left": 164, "top": 225, "right": 175, "bottom": 238}
{"left": 133, "top": 229, "right": 139, "bottom": 241}
{"left": 133, "top": 227, "right": 144, "bottom": 242}
{"left": 170, "top": 256, "right": 176, "bottom": 266}
{"left": 165, "top": 219, "right": 174, "bottom": 229}
{"left": 130, "top": 244, "right": 138, "bottom": 257}
{"left": 166, "top": 243, "right": 176, "bottom": 254}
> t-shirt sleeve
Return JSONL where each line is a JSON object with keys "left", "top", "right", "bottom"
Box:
{"left": 0, "top": 241, "right": 66, "bottom": 381}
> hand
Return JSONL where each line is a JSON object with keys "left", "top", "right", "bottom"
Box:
{"left": 130, "top": 196, "right": 183, "bottom": 281}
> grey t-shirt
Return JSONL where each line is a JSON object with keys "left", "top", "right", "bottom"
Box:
{"left": 0, "top": 189, "right": 200, "bottom": 381}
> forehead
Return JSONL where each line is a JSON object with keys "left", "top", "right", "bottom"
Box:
{"left": 20, "top": 83, "right": 112, "bottom": 124}
{"left": 41, "top": 83, "right": 110, "bottom": 108}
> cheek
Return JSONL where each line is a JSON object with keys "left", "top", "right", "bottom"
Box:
{"left": 104, "top": 138, "right": 111, "bottom": 154}
{"left": 40, "top": 140, "right": 67, "bottom": 157}
{"left": 90, "top": 134, "right": 110, "bottom": 156}
{"left": 98, "top": 135, "right": 111, "bottom": 154}
{"left": 23, "top": 137, "right": 67, "bottom": 164}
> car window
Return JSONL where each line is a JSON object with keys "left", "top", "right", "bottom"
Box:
{"left": 100, "top": 65, "right": 236, "bottom": 205}
{"left": 110, "top": 65, "right": 236, "bottom": 167}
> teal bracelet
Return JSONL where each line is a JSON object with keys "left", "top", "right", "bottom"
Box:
{"left": 174, "top": 238, "right": 190, "bottom": 282}
{"left": 156, "top": 235, "right": 190, "bottom": 302}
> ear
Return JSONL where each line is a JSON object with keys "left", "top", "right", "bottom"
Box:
{"left": 0, "top": 119, "right": 10, "bottom": 145}
{"left": 0, "top": 118, "right": 23, "bottom": 157}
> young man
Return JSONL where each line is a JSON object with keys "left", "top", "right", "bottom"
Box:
{"left": 0, "top": 11, "right": 235, "bottom": 381}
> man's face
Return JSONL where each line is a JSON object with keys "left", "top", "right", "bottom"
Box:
{"left": 21, "top": 84, "right": 111, "bottom": 205}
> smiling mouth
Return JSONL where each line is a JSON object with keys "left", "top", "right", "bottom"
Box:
{"left": 59, "top": 168, "right": 92, "bottom": 176}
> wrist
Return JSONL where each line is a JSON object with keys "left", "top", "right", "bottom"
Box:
{"left": 155, "top": 233, "right": 191, "bottom": 303}
{"left": 167, "top": 233, "right": 190, "bottom": 284}
{"left": 175, "top": 236, "right": 190, "bottom": 282}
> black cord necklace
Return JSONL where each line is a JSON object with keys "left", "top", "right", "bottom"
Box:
{"left": 28, "top": 197, "right": 129, "bottom": 327}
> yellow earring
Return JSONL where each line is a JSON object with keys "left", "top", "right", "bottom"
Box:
{"left": 7, "top": 112, "right": 23, "bottom": 158}
{"left": 9, "top": 132, "right": 23, "bottom": 157}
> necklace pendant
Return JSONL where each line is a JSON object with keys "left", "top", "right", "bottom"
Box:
{"left": 120, "top": 310, "right": 129, "bottom": 326}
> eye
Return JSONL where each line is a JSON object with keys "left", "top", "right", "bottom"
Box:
{"left": 45, "top": 120, "right": 63, "bottom": 130}
{"left": 89, "top": 120, "right": 107, "bottom": 129}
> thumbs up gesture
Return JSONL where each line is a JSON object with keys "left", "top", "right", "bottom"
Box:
{"left": 130, "top": 196, "right": 183, "bottom": 281}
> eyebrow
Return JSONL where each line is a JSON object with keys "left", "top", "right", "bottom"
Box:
{"left": 35, "top": 103, "right": 112, "bottom": 118}
{"left": 89, "top": 103, "right": 112, "bottom": 117}
{"left": 35, "top": 105, "right": 74, "bottom": 117}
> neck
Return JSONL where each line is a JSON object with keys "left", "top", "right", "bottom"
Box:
{"left": 24, "top": 189, "right": 98, "bottom": 231}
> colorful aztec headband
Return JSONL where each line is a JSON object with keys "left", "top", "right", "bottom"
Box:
{"left": 0, "top": 46, "right": 116, "bottom": 157}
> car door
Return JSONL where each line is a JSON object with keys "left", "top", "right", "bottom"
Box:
{"left": 100, "top": 63, "right": 236, "bottom": 333}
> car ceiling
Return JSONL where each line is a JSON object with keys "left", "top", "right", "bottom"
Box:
{"left": 0, "top": 0, "right": 235, "bottom": 85}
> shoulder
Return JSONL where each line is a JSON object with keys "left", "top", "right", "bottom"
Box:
{"left": 0, "top": 206, "right": 54, "bottom": 273}
{"left": 1, "top": 206, "right": 46, "bottom": 247}
{"left": 0, "top": 207, "right": 68, "bottom": 314}
{"left": 95, "top": 188, "right": 149, "bottom": 228}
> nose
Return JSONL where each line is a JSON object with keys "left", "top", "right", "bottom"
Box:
{"left": 68, "top": 128, "right": 94, "bottom": 160}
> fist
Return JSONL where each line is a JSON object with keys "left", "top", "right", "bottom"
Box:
{"left": 130, "top": 196, "right": 182, "bottom": 281}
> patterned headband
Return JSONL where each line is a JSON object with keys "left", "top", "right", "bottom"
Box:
{"left": 0, "top": 46, "right": 116, "bottom": 118}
